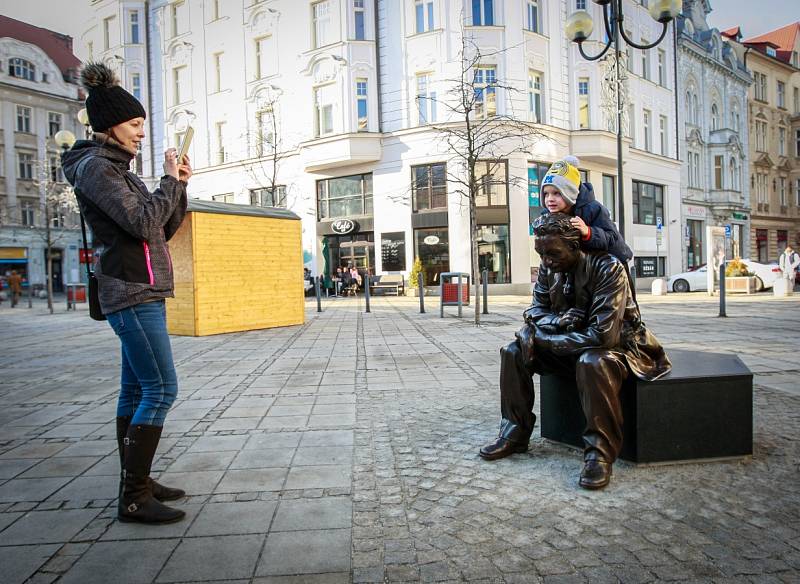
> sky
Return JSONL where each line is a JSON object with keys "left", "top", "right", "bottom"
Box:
{"left": 0, "top": 0, "right": 797, "bottom": 60}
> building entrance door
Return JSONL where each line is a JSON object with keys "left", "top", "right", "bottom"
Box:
{"left": 338, "top": 241, "right": 374, "bottom": 272}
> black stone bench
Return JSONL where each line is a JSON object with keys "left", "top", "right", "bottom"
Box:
{"left": 540, "top": 349, "right": 753, "bottom": 464}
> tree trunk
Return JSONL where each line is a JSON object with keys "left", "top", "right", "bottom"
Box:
{"left": 470, "top": 196, "right": 481, "bottom": 325}
{"left": 44, "top": 207, "right": 53, "bottom": 314}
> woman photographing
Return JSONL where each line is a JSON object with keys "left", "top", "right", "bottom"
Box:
{"left": 62, "top": 62, "right": 190, "bottom": 524}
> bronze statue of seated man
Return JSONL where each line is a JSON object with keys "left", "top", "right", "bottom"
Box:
{"left": 479, "top": 213, "right": 671, "bottom": 489}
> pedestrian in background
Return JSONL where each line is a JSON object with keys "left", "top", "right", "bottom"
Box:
{"left": 62, "top": 62, "right": 190, "bottom": 525}
{"left": 7, "top": 270, "right": 22, "bottom": 307}
{"left": 779, "top": 245, "right": 800, "bottom": 288}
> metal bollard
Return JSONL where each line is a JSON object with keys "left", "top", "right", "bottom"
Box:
{"left": 418, "top": 278, "right": 425, "bottom": 313}
{"left": 315, "top": 275, "right": 322, "bottom": 313}
{"left": 456, "top": 274, "right": 463, "bottom": 318}
{"left": 718, "top": 263, "right": 726, "bottom": 317}
{"left": 364, "top": 275, "right": 371, "bottom": 313}
{"left": 482, "top": 268, "right": 488, "bottom": 315}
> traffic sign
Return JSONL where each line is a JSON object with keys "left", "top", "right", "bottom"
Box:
{"left": 724, "top": 224, "right": 732, "bottom": 238}
{"left": 656, "top": 216, "right": 663, "bottom": 230}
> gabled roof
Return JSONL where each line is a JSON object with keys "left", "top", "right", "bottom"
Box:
{"left": 743, "top": 22, "right": 800, "bottom": 64}
{"left": 721, "top": 27, "right": 741, "bottom": 41}
{"left": 0, "top": 15, "right": 81, "bottom": 80}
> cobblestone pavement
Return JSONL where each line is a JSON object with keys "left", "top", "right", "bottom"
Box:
{"left": 0, "top": 292, "right": 798, "bottom": 583}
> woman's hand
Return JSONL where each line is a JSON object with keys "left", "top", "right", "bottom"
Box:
{"left": 570, "top": 216, "right": 589, "bottom": 237}
{"left": 178, "top": 154, "right": 193, "bottom": 183}
{"left": 163, "top": 148, "right": 179, "bottom": 179}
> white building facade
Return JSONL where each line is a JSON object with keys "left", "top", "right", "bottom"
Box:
{"left": 0, "top": 19, "right": 84, "bottom": 292}
{"left": 82, "top": 0, "right": 684, "bottom": 290}
{"left": 676, "top": 0, "right": 751, "bottom": 271}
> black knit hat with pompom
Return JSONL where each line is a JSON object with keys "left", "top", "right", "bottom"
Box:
{"left": 80, "top": 62, "right": 146, "bottom": 132}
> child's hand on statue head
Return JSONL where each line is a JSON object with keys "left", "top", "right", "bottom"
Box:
{"left": 570, "top": 216, "right": 589, "bottom": 237}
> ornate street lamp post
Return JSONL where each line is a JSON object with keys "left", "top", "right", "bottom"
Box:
{"left": 566, "top": 0, "right": 682, "bottom": 242}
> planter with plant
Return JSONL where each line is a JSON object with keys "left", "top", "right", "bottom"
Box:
{"left": 724, "top": 258, "right": 758, "bottom": 294}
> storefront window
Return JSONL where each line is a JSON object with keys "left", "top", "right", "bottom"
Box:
{"left": 317, "top": 173, "right": 373, "bottom": 219}
{"left": 474, "top": 160, "right": 508, "bottom": 207}
{"left": 414, "top": 227, "right": 449, "bottom": 285}
{"left": 381, "top": 232, "right": 406, "bottom": 272}
{"left": 412, "top": 163, "right": 447, "bottom": 211}
{"left": 477, "top": 224, "right": 510, "bottom": 283}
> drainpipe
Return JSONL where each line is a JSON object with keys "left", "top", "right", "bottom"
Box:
{"left": 673, "top": 20, "right": 679, "bottom": 162}
{"left": 373, "top": 0, "right": 382, "bottom": 132}
{"left": 144, "top": 1, "right": 155, "bottom": 180}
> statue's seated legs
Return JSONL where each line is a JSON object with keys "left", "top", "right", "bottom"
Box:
{"left": 480, "top": 339, "right": 629, "bottom": 489}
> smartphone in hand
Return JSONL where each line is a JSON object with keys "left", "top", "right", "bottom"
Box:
{"left": 177, "top": 126, "right": 194, "bottom": 164}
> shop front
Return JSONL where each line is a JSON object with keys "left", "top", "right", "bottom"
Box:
{"left": 0, "top": 247, "right": 29, "bottom": 287}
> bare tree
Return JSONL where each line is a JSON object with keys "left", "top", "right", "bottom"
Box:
{"left": 31, "top": 156, "right": 78, "bottom": 314}
{"left": 429, "top": 25, "right": 547, "bottom": 324}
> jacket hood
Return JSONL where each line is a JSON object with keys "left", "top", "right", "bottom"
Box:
{"left": 61, "top": 139, "right": 133, "bottom": 186}
{"left": 574, "top": 182, "right": 597, "bottom": 208}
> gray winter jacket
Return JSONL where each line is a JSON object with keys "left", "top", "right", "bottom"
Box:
{"left": 61, "top": 138, "right": 187, "bottom": 314}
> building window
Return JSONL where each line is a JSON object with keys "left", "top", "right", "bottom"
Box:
{"left": 777, "top": 81, "right": 785, "bottom": 109}
{"left": 756, "top": 229, "right": 768, "bottom": 263}
{"left": 49, "top": 154, "right": 62, "bottom": 183}
{"left": 730, "top": 158, "right": 740, "bottom": 191}
{"left": 129, "top": 10, "right": 140, "bottom": 44}
{"left": 732, "top": 105, "right": 740, "bottom": 132}
{"left": 688, "top": 150, "right": 698, "bottom": 188}
{"left": 317, "top": 173, "right": 373, "bottom": 219}
{"left": 473, "top": 66, "right": 497, "bottom": 118}
{"left": 131, "top": 73, "right": 141, "bottom": 100}
{"left": 18, "top": 152, "right": 34, "bottom": 180}
{"left": 576, "top": 0, "right": 587, "bottom": 9}
{"left": 212, "top": 52, "right": 223, "bottom": 92}
{"left": 215, "top": 121, "right": 226, "bottom": 164}
{"left": 796, "top": 129, "right": 800, "bottom": 157}
{"left": 354, "top": 0, "right": 366, "bottom": 40}
{"left": 172, "top": 66, "right": 188, "bottom": 105}
{"left": 710, "top": 103, "right": 719, "bottom": 130}
{"left": 412, "top": 163, "right": 447, "bottom": 211}
{"left": 472, "top": 0, "right": 494, "bottom": 25}
{"left": 16, "top": 106, "right": 32, "bottom": 133}
{"left": 779, "top": 177, "right": 787, "bottom": 206}
{"left": 51, "top": 211, "right": 67, "bottom": 228}
{"left": 478, "top": 225, "right": 510, "bottom": 283}
{"left": 632, "top": 180, "right": 663, "bottom": 225}
{"left": 8, "top": 58, "right": 36, "bottom": 81}
{"left": 212, "top": 193, "right": 235, "bottom": 203}
{"left": 21, "top": 202, "right": 35, "bottom": 226}
{"left": 250, "top": 186, "right": 286, "bottom": 208}
{"left": 474, "top": 160, "right": 508, "bottom": 207}
{"left": 356, "top": 78, "right": 368, "bottom": 131}
{"left": 48, "top": 112, "right": 62, "bottom": 137}
{"left": 381, "top": 232, "right": 406, "bottom": 272}
{"left": 528, "top": 70, "right": 542, "bottom": 122}
{"left": 602, "top": 174, "right": 615, "bottom": 220}
{"left": 641, "top": 39, "right": 650, "bottom": 80}
{"left": 755, "top": 173, "right": 767, "bottom": 203}
{"left": 795, "top": 178, "right": 800, "bottom": 206}
{"left": 415, "top": 0, "right": 434, "bottom": 33}
{"left": 794, "top": 87, "right": 799, "bottom": 114}
{"left": 525, "top": 0, "right": 540, "bottom": 33}
{"left": 779, "top": 126, "right": 786, "bottom": 156}
{"left": 255, "top": 36, "right": 271, "bottom": 79}
{"left": 714, "top": 155, "right": 723, "bottom": 189}
{"left": 754, "top": 72, "right": 767, "bottom": 101}
{"left": 171, "top": 1, "right": 187, "bottom": 38}
{"left": 416, "top": 73, "right": 436, "bottom": 124}
{"left": 659, "top": 115, "right": 667, "bottom": 156}
{"left": 314, "top": 84, "right": 335, "bottom": 137}
{"left": 103, "top": 16, "right": 115, "bottom": 49}
{"left": 755, "top": 119, "right": 767, "bottom": 152}
{"left": 657, "top": 49, "right": 666, "bottom": 86}
{"left": 642, "top": 110, "right": 652, "bottom": 151}
{"left": 313, "top": 1, "right": 331, "bottom": 48}
{"left": 578, "top": 77, "right": 589, "bottom": 129}
{"left": 256, "top": 109, "right": 274, "bottom": 157}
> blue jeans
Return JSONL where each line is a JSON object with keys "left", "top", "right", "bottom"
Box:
{"left": 106, "top": 300, "right": 178, "bottom": 427}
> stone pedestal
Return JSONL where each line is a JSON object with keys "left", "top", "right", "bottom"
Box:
{"left": 651, "top": 279, "right": 668, "bottom": 296}
{"left": 773, "top": 278, "right": 793, "bottom": 297}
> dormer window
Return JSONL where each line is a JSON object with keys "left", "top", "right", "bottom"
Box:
{"left": 766, "top": 47, "right": 777, "bottom": 57}
{"left": 9, "top": 58, "right": 36, "bottom": 81}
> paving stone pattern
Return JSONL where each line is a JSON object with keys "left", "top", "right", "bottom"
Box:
{"left": 0, "top": 294, "right": 798, "bottom": 583}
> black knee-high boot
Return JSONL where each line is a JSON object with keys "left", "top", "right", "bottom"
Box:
{"left": 116, "top": 417, "right": 185, "bottom": 502}
{"left": 118, "top": 424, "right": 185, "bottom": 524}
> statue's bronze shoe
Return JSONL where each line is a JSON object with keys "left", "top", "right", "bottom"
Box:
{"left": 479, "top": 438, "right": 528, "bottom": 460}
{"left": 579, "top": 459, "right": 613, "bottom": 490}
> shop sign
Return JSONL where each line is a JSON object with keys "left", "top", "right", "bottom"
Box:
{"left": 731, "top": 212, "right": 748, "bottom": 221}
{"left": 79, "top": 249, "right": 94, "bottom": 263}
{"left": 685, "top": 205, "right": 706, "bottom": 218}
{"left": 330, "top": 219, "right": 356, "bottom": 235}
{"left": 0, "top": 247, "right": 27, "bottom": 259}
{"left": 423, "top": 235, "right": 440, "bottom": 245}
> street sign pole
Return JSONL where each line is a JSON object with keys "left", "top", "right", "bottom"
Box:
{"left": 656, "top": 216, "right": 663, "bottom": 278}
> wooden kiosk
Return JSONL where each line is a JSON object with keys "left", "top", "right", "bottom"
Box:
{"left": 166, "top": 199, "right": 304, "bottom": 336}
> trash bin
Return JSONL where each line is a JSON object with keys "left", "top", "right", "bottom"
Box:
{"left": 66, "top": 283, "right": 87, "bottom": 303}
{"left": 440, "top": 272, "right": 470, "bottom": 318}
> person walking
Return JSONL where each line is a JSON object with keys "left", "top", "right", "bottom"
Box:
{"left": 779, "top": 245, "right": 800, "bottom": 289}
{"left": 7, "top": 270, "right": 22, "bottom": 308}
{"left": 62, "top": 62, "right": 190, "bottom": 525}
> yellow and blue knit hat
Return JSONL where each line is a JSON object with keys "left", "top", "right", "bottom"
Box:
{"left": 542, "top": 155, "right": 581, "bottom": 205}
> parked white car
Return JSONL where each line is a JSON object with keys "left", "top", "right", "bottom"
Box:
{"left": 667, "top": 259, "right": 782, "bottom": 293}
